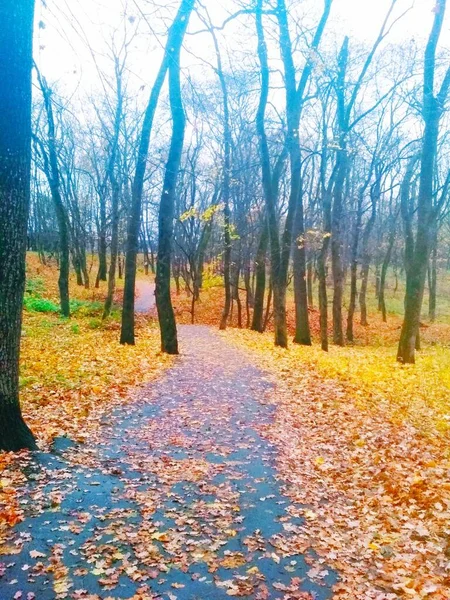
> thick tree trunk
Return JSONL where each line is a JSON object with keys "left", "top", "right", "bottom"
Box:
{"left": 293, "top": 188, "right": 311, "bottom": 345}
{"left": 0, "top": 0, "right": 37, "bottom": 451}
{"left": 121, "top": 0, "right": 193, "bottom": 345}
{"left": 155, "top": 1, "right": 193, "bottom": 354}
{"left": 398, "top": 0, "right": 449, "bottom": 363}
{"left": 346, "top": 196, "right": 363, "bottom": 342}
{"left": 251, "top": 217, "right": 268, "bottom": 332}
{"left": 331, "top": 150, "right": 346, "bottom": 346}
{"left": 36, "top": 72, "right": 70, "bottom": 318}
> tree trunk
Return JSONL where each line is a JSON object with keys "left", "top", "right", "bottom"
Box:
{"left": 103, "top": 176, "right": 120, "bottom": 319}
{"left": 331, "top": 149, "right": 346, "bottom": 346}
{"left": 97, "top": 207, "right": 108, "bottom": 283}
{"left": 293, "top": 183, "right": 311, "bottom": 345}
{"left": 428, "top": 228, "right": 437, "bottom": 322}
{"left": 0, "top": 0, "right": 37, "bottom": 451}
{"left": 155, "top": 0, "right": 194, "bottom": 355}
{"left": 121, "top": 0, "right": 193, "bottom": 345}
{"left": 209, "top": 29, "right": 232, "bottom": 332}
{"left": 251, "top": 217, "right": 268, "bottom": 332}
{"left": 359, "top": 177, "right": 379, "bottom": 328}
{"left": 346, "top": 195, "right": 363, "bottom": 342}
{"left": 378, "top": 223, "right": 396, "bottom": 322}
{"left": 318, "top": 236, "right": 331, "bottom": 352}
{"left": 331, "top": 38, "right": 349, "bottom": 347}
{"left": 255, "top": 2, "right": 287, "bottom": 347}
{"left": 398, "top": 0, "right": 449, "bottom": 363}
{"left": 36, "top": 72, "right": 70, "bottom": 318}
{"left": 307, "top": 255, "right": 314, "bottom": 308}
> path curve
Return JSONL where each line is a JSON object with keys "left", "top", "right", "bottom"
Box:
{"left": 135, "top": 280, "right": 155, "bottom": 314}
{"left": 1, "top": 326, "right": 336, "bottom": 599}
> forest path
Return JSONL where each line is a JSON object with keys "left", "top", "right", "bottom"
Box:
{"left": 2, "top": 326, "right": 336, "bottom": 599}
{"left": 135, "top": 279, "right": 156, "bottom": 313}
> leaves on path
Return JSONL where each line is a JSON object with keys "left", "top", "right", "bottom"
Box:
{"left": 226, "top": 329, "right": 450, "bottom": 598}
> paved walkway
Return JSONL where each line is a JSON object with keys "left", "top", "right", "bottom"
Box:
{"left": 0, "top": 327, "right": 336, "bottom": 599}
{"left": 135, "top": 280, "right": 156, "bottom": 314}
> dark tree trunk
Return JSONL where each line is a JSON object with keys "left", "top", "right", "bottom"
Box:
{"left": 331, "top": 38, "right": 349, "bottom": 347}
{"left": 264, "top": 280, "right": 273, "bottom": 332}
{"left": 155, "top": 0, "right": 194, "bottom": 355}
{"left": 258, "top": 0, "right": 331, "bottom": 348}
{"left": 36, "top": 72, "right": 70, "bottom": 318}
{"left": 256, "top": 2, "right": 288, "bottom": 347}
{"left": 398, "top": 0, "right": 449, "bottom": 363}
{"left": 331, "top": 154, "right": 346, "bottom": 346}
{"left": 0, "top": 0, "right": 37, "bottom": 451}
{"left": 428, "top": 227, "right": 437, "bottom": 322}
{"left": 346, "top": 194, "right": 363, "bottom": 342}
{"left": 251, "top": 217, "right": 268, "bottom": 332}
{"left": 359, "top": 181, "right": 378, "bottom": 327}
{"left": 103, "top": 176, "right": 120, "bottom": 319}
{"left": 118, "top": 252, "right": 123, "bottom": 279}
{"left": 293, "top": 177, "right": 311, "bottom": 345}
{"left": 74, "top": 254, "right": 83, "bottom": 286}
{"left": 219, "top": 201, "right": 232, "bottom": 330}
{"left": 378, "top": 221, "right": 396, "bottom": 322}
{"left": 307, "top": 255, "right": 314, "bottom": 308}
{"left": 208, "top": 29, "right": 232, "bottom": 332}
{"left": 97, "top": 208, "right": 108, "bottom": 283}
{"left": 231, "top": 261, "right": 242, "bottom": 328}
{"left": 121, "top": 0, "right": 193, "bottom": 345}
{"left": 317, "top": 252, "right": 329, "bottom": 352}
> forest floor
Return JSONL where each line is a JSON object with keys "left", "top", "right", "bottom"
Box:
{"left": 2, "top": 257, "right": 450, "bottom": 599}
{"left": 0, "top": 326, "right": 337, "bottom": 600}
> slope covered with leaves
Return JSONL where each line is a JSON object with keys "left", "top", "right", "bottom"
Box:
{"left": 225, "top": 329, "right": 450, "bottom": 598}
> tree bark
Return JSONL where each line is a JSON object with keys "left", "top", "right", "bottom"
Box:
{"left": 155, "top": 0, "right": 194, "bottom": 355}
{"left": 276, "top": 0, "right": 331, "bottom": 347}
{"left": 121, "top": 0, "right": 193, "bottom": 345}
{"left": 35, "top": 72, "right": 70, "bottom": 318}
{"left": 378, "top": 217, "right": 397, "bottom": 322}
{"left": 428, "top": 226, "right": 438, "bottom": 322}
{"left": 0, "top": 0, "right": 37, "bottom": 451}
{"left": 398, "top": 0, "right": 449, "bottom": 363}
{"left": 359, "top": 178, "right": 379, "bottom": 326}
{"left": 346, "top": 193, "right": 363, "bottom": 342}
{"left": 251, "top": 216, "right": 268, "bottom": 332}
{"left": 293, "top": 177, "right": 311, "bottom": 344}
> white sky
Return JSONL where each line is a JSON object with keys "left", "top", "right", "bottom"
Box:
{"left": 34, "top": 0, "right": 449, "bottom": 102}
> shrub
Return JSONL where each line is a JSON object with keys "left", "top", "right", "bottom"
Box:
{"left": 25, "top": 277, "right": 46, "bottom": 297}
{"left": 24, "top": 296, "right": 59, "bottom": 313}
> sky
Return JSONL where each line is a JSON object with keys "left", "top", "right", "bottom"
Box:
{"left": 34, "top": 0, "right": 449, "bottom": 103}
